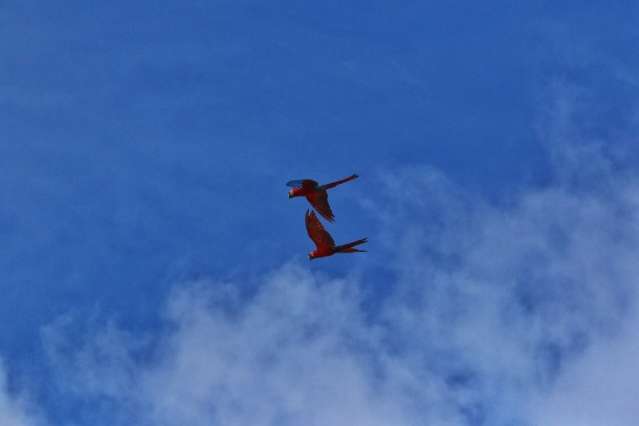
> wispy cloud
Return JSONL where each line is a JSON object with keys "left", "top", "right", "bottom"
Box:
{"left": 529, "top": 307, "right": 639, "bottom": 425}
{"left": 39, "top": 98, "right": 639, "bottom": 425}
{"left": 1, "top": 3, "right": 638, "bottom": 425}
{"left": 43, "top": 269, "right": 417, "bottom": 426}
{"left": 0, "top": 360, "right": 43, "bottom": 426}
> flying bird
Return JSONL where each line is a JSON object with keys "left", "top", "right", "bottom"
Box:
{"left": 305, "top": 210, "right": 367, "bottom": 260}
{"left": 287, "top": 174, "right": 358, "bottom": 222}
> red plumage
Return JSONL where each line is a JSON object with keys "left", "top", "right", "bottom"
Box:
{"left": 287, "top": 174, "right": 358, "bottom": 222}
{"left": 304, "top": 210, "right": 367, "bottom": 260}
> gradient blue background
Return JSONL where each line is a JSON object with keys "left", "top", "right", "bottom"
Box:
{"left": 2, "top": 1, "right": 639, "bottom": 424}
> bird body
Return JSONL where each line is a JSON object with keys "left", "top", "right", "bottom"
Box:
{"left": 305, "top": 210, "right": 367, "bottom": 260}
{"left": 287, "top": 174, "right": 358, "bottom": 222}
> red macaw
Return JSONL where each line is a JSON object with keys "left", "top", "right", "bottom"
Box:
{"left": 287, "top": 174, "right": 358, "bottom": 222}
{"left": 305, "top": 210, "right": 367, "bottom": 260}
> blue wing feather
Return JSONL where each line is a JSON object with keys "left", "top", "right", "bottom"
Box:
{"left": 286, "top": 179, "right": 306, "bottom": 188}
{"left": 286, "top": 179, "right": 318, "bottom": 188}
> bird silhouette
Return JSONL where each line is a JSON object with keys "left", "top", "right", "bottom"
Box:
{"left": 287, "top": 174, "right": 358, "bottom": 222}
{"left": 304, "top": 210, "right": 367, "bottom": 260}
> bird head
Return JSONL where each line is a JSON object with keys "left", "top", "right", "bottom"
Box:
{"left": 288, "top": 187, "right": 304, "bottom": 198}
{"left": 308, "top": 252, "right": 316, "bottom": 260}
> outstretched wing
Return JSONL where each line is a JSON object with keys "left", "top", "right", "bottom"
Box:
{"left": 305, "top": 210, "right": 335, "bottom": 249}
{"left": 286, "top": 179, "right": 318, "bottom": 189}
{"left": 307, "top": 191, "right": 335, "bottom": 222}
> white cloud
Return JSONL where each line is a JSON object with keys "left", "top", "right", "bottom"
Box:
{"left": 41, "top": 155, "right": 639, "bottom": 425}
{"left": 0, "top": 360, "right": 43, "bottom": 426}
{"left": 529, "top": 309, "right": 639, "bottom": 426}
{"left": 38, "top": 81, "right": 639, "bottom": 426}
{"left": 44, "top": 268, "right": 421, "bottom": 426}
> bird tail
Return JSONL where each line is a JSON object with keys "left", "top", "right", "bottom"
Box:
{"left": 335, "top": 237, "right": 368, "bottom": 253}
{"left": 321, "top": 174, "right": 359, "bottom": 190}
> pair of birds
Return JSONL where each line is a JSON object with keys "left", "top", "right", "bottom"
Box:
{"left": 287, "top": 174, "right": 367, "bottom": 260}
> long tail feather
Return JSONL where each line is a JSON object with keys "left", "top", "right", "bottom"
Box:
{"left": 335, "top": 237, "right": 367, "bottom": 253}
{"left": 339, "top": 247, "right": 367, "bottom": 253}
{"left": 321, "top": 174, "right": 359, "bottom": 190}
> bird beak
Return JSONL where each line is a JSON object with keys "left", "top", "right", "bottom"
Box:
{"left": 288, "top": 193, "right": 293, "bottom": 199}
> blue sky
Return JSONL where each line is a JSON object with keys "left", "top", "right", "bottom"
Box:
{"left": 2, "top": 1, "right": 639, "bottom": 425}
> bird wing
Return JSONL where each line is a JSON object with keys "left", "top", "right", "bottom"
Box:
{"left": 305, "top": 210, "right": 335, "bottom": 249}
{"left": 306, "top": 190, "right": 335, "bottom": 222}
{"left": 286, "top": 179, "right": 318, "bottom": 189}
